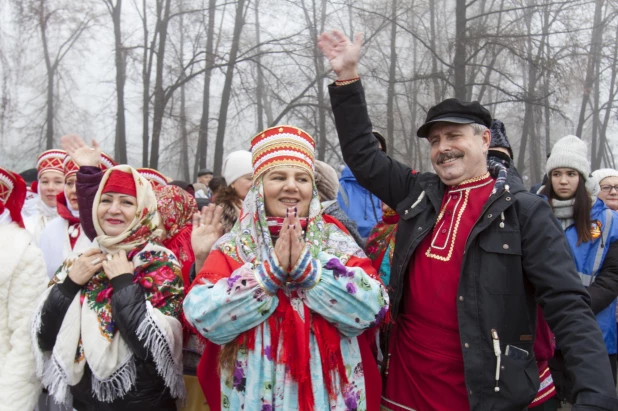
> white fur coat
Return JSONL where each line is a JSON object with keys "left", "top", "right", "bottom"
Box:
{"left": 0, "top": 223, "right": 49, "bottom": 410}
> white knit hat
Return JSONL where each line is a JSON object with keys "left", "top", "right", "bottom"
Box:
{"left": 592, "top": 168, "right": 618, "bottom": 186}
{"left": 222, "top": 150, "right": 253, "bottom": 185}
{"left": 546, "top": 135, "right": 598, "bottom": 195}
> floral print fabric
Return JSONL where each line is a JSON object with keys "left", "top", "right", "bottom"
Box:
{"left": 184, "top": 178, "right": 389, "bottom": 411}
{"left": 155, "top": 185, "right": 198, "bottom": 239}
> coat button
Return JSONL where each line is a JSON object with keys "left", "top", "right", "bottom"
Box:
{"left": 464, "top": 343, "right": 470, "bottom": 348}
{"left": 469, "top": 390, "right": 473, "bottom": 395}
{"left": 459, "top": 296, "right": 464, "bottom": 301}
{"left": 503, "top": 244, "right": 509, "bottom": 250}
{"left": 506, "top": 197, "right": 512, "bottom": 201}
{"left": 487, "top": 214, "right": 493, "bottom": 218}
{"left": 418, "top": 227, "right": 423, "bottom": 231}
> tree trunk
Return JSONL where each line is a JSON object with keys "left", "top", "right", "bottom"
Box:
{"left": 141, "top": 0, "right": 153, "bottom": 167}
{"left": 591, "top": 53, "right": 601, "bottom": 168}
{"left": 429, "top": 0, "right": 441, "bottom": 102}
{"left": 39, "top": 0, "right": 54, "bottom": 149}
{"left": 597, "top": 22, "right": 618, "bottom": 167}
{"left": 385, "top": 0, "right": 397, "bottom": 152}
{"left": 453, "top": 0, "right": 467, "bottom": 99}
{"left": 254, "top": 0, "right": 265, "bottom": 132}
{"left": 575, "top": 0, "right": 604, "bottom": 138}
{"left": 111, "top": 0, "right": 127, "bottom": 164}
{"left": 194, "top": 0, "right": 217, "bottom": 179}
{"left": 149, "top": 0, "right": 172, "bottom": 169}
{"left": 212, "top": 0, "right": 246, "bottom": 174}
{"left": 178, "top": 7, "right": 190, "bottom": 181}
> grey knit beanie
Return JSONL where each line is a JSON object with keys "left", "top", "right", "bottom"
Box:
{"left": 314, "top": 160, "right": 339, "bottom": 201}
{"left": 546, "top": 135, "right": 598, "bottom": 195}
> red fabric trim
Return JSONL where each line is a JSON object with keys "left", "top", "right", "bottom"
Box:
{"left": 56, "top": 192, "right": 80, "bottom": 225}
{"left": 196, "top": 341, "right": 221, "bottom": 411}
{"left": 323, "top": 213, "right": 350, "bottom": 234}
{"left": 7, "top": 171, "right": 26, "bottom": 228}
{"left": 358, "top": 331, "right": 381, "bottom": 411}
{"left": 102, "top": 170, "right": 136, "bottom": 197}
{"left": 162, "top": 224, "right": 195, "bottom": 294}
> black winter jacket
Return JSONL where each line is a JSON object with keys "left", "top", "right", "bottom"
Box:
{"left": 329, "top": 80, "right": 618, "bottom": 411}
{"left": 37, "top": 275, "right": 177, "bottom": 411}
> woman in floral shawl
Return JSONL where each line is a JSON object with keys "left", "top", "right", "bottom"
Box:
{"left": 184, "top": 126, "right": 389, "bottom": 411}
{"left": 33, "top": 165, "right": 185, "bottom": 411}
{"left": 154, "top": 184, "right": 198, "bottom": 291}
{"left": 364, "top": 203, "right": 399, "bottom": 286}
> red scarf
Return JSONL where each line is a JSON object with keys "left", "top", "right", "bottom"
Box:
{"left": 56, "top": 192, "right": 81, "bottom": 249}
{"left": 266, "top": 216, "right": 308, "bottom": 237}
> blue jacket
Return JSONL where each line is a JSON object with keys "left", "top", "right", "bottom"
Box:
{"left": 337, "top": 166, "right": 382, "bottom": 238}
{"left": 565, "top": 198, "right": 618, "bottom": 354}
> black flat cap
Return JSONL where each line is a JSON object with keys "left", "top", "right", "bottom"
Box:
{"left": 197, "top": 168, "right": 213, "bottom": 176}
{"left": 417, "top": 98, "right": 492, "bottom": 137}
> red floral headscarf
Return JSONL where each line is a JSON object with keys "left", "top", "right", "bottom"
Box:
{"left": 155, "top": 185, "right": 198, "bottom": 291}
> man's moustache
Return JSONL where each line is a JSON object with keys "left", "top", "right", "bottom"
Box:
{"left": 437, "top": 152, "right": 464, "bottom": 164}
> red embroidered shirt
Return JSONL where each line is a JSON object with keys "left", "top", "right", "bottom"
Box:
{"left": 383, "top": 173, "right": 495, "bottom": 411}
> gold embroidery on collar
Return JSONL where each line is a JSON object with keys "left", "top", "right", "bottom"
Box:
{"left": 426, "top": 190, "right": 470, "bottom": 262}
{"left": 457, "top": 172, "right": 490, "bottom": 186}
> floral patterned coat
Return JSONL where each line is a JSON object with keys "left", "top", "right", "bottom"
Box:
{"left": 183, "top": 216, "right": 389, "bottom": 411}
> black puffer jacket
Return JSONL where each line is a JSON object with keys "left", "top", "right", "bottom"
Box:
{"left": 329, "top": 80, "right": 618, "bottom": 411}
{"left": 37, "top": 275, "right": 177, "bottom": 411}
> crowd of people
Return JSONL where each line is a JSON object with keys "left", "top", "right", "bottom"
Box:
{"left": 2, "top": 29, "right": 618, "bottom": 411}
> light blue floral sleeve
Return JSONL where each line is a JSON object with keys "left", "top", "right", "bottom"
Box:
{"left": 294, "top": 251, "right": 390, "bottom": 338}
{"left": 183, "top": 261, "right": 280, "bottom": 345}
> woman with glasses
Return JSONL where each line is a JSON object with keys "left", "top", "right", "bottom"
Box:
{"left": 593, "top": 169, "right": 618, "bottom": 211}
{"left": 540, "top": 136, "right": 618, "bottom": 404}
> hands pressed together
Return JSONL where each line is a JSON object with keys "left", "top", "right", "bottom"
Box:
{"left": 274, "top": 207, "right": 307, "bottom": 273}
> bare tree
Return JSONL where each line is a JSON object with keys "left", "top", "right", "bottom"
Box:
{"left": 212, "top": 0, "right": 247, "bottom": 174}
{"left": 15, "top": 0, "right": 94, "bottom": 149}
{"left": 194, "top": 0, "right": 218, "bottom": 179}
{"left": 103, "top": 0, "right": 127, "bottom": 163}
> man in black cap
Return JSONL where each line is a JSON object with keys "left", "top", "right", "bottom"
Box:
{"left": 319, "top": 30, "right": 618, "bottom": 411}
{"left": 197, "top": 168, "right": 214, "bottom": 186}
{"left": 196, "top": 169, "right": 214, "bottom": 200}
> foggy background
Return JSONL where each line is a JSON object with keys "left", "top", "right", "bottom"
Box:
{"left": 1, "top": 0, "right": 617, "bottom": 187}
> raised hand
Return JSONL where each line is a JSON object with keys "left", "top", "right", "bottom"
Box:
{"left": 61, "top": 134, "right": 102, "bottom": 167}
{"left": 288, "top": 209, "right": 306, "bottom": 270}
{"left": 192, "top": 204, "right": 224, "bottom": 272}
{"left": 102, "top": 249, "right": 134, "bottom": 280}
{"left": 317, "top": 30, "right": 363, "bottom": 80}
{"left": 68, "top": 248, "right": 106, "bottom": 285}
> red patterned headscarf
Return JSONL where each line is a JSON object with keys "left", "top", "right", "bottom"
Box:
{"left": 155, "top": 185, "right": 198, "bottom": 291}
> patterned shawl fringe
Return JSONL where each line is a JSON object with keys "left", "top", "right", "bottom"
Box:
{"left": 41, "top": 353, "right": 73, "bottom": 405}
{"left": 31, "top": 286, "right": 74, "bottom": 405}
{"left": 136, "top": 302, "right": 186, "bottom": 400}
{"left": 31, "top": 286, "right": 51, "bottom": 380}
{"left": 90, "top": 355, "right": 136, "bottom": 402}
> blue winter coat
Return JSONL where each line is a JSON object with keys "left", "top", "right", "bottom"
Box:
{"left": 337, "top": 166, "right": 382, "bottom": 238}
{"left": 564, "top": 198, "right": 618, "bottom": 354}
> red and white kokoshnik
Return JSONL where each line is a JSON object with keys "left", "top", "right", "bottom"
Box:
{"left": 136, "top": 167, "right": 168, "bottom": 189}
{"left": 251, "top": 125, "right": 316, "bottom": 181}
{"left": 63, "top": 152, "right": 117, "bottom": 179}
{"left": 37, "top": 149, "right": 67, "bottom": 178}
